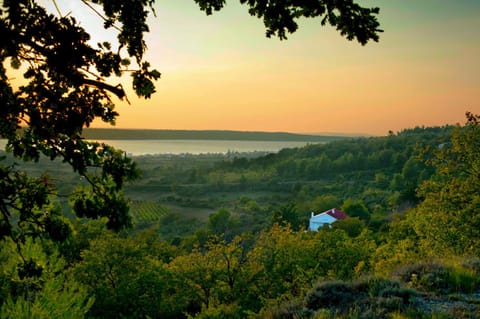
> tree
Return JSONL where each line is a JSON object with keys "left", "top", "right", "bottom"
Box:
{"left": 341, "top": 198, "right": 370, "bottom": 222}
{"left": 399, "top": 157, "right": 425, "bottom": 202}
{"left": 0, "top": 238, "right": 93, "bottom": 318}
{"left": 332, "top": 216, "right": 365, "bottom": 237}
{"left": 167, "top": 246, "right": 221, "bottom": 313}
{"left": 311, "top": 194, "right": 342, "bottom": 214}
{"left": 72, "top": 231, "right": 174, "bottom": 319}
{"left": 208, "top": 208, "right": 236, "bottom": 239}
{"left": 196, "top": 0, "right": 382, "bottom": 44}
{"left": 273, "top": 202, "right": 302, "bottom": 230}
{"left": 247, "top": 224, "right": 313, "bottom": 306}
{"left": 412, "top": 113, "right": 480, "bottom": 256}
{"left": 1, "top": 0, "right": 160, "bottom": 245}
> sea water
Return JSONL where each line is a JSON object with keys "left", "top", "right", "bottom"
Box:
{"left": 0, "top": 139, "right": 317, "bottom": 155}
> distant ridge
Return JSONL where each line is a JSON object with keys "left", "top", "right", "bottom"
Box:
{"left": 82, "top": 128, "right": 350, "bottom": 142}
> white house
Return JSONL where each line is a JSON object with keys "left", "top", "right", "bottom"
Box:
{"left": 308, "top": 208, "right": 348, "bottom": 231}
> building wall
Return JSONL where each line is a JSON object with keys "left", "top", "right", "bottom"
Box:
{"left": 309, "top": 213, "right": 337, "bottom": 231}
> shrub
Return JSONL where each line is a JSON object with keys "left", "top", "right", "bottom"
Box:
{"left": 311, "top": 309, "right": 332, "bottom": 319}
{"left": 392, "top": 260, "right": 480, "bottom": 294}
{"left": 354, "top": 277, "right": 415, "bottom": 303}
{"left": 259, "top": 299, "right": 311, "bottom": 319}
{"left": 305, "top": 281, "right": 356, "bottom": 311}
{"left": 189, "top": 303, "right": 243, "bottom": 319}
{"left": 447, "top": 264, "right": 479, "bottom": 294}
{"left": 357, "top": 277, "right": 400, "bottom": 296}
{"left": 304, "top": 277, "right": 416, "bottom": 319}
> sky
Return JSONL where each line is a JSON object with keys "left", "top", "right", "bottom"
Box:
{"left": 44, "top": 1, "right": 480, "bottom": 135}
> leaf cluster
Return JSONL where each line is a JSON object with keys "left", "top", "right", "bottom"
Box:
{"left": 195, "top": 0, "right": 382, "bottom": 43}
{"left": 0, "top": 0, "right": 157, "bottom": 239}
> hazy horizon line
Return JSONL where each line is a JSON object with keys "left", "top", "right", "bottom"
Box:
{"left": 86, "top": 127, "right": 374, "bottom": 137}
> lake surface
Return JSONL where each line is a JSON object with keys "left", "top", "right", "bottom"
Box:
{"left": 0, "top": 139, "right": 318, "bottom": 155}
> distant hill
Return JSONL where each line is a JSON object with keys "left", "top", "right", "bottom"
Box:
{"left": 82, "top": 128, "right": 351, "bottom": 142}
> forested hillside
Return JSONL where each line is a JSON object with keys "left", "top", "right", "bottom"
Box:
{"left": 2, "top": 118, "right": 480, "bottom": 318}
{"left": 126, "top": 125, "right": 453, "bottom": 238}
{"left": 81, "top": 128, "right": 349, "bottom": 142}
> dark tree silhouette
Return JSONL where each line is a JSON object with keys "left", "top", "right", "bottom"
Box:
{"left": 196, "top": 0, "right": 382, "bottom": 43}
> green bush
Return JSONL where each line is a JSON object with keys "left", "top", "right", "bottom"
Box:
{"left": 189, "top": 303, "right": 243, "bottom": 319}
{"left": 356, "top": 277, "right": 400, "bottom": 296}
{"left": 392, "top": 260, "right": 480, "bottom": 294}
{"left": 353, "top": 277, "right": 415, "bottom": 303}
{"left": 304, "top": 278, "right": 416, "bottom": 319}
{"left": 305, "top": 281, "right": 356, "bottom": 311}
{"left": 259, "top": 299, "right": 311, "bottom": 319}
{"left": 447, "top": 264, "right": 480, "bottom": 294}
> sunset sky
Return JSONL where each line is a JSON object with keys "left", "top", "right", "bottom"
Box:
{"left": 48, "top": 1, "right": 480, "bottom": 135}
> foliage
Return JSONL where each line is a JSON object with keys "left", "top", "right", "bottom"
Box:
{"left": 207, "top": 208, "right": 235, "bottom": 237}
{"left": 257, "top": 298, "right": 309, "bottom": 319}
{"left": 167, "top": 234, "right": 259, "bottom": 316}
{"left": 373, "top": 212, "right": 423, "bottom": 275}
{"left": 273, "top": 202, "right": 303, "bottom": 231}
{"left": 392, "top": 260, "right": 480, "bottom": 294}
{"left": 304, "top": 277, "right": 416, "bottom": 319}
{"left": 72, "top": 230, "right": 177, "bottom": 319}
{"left": 0, "top": 238, "right": 93, "bottom": 319}
{"left": 0, "top": 0, "right": 158, "bottom": 235}
{"left": 195, "top": 0, "right": 382, "bottom": 43}
{"left": 332, "top": 217, "right": 366, "bottom": 237}
{"left": 408, "top": 113, "right": 480, "bottom": 256}
{"left": 306, "top": 280, "right": 356, "bottom": 310}
{"left": 311, "top": 195, "right": 342, "bottom": 215}
{"left": 0, "top": 277, "right": 93, "bottom": 319}
{"left": 188, "top": 303, "right": 243, "bottom": 319}
{"left": 0, "top": 166, "right": 71, "bottom": 242}
{"left": 341, "top": 199, "right": 370, "bottom": 222}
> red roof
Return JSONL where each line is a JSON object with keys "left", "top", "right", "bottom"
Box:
{"left": 325, "top": 208, "right": 348, "bottom": 220}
